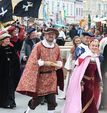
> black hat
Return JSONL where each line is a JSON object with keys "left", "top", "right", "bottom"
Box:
{"left": 43, "top": 28, "right": 59, "bottom": 37}
{"left": 27, "top": 27, "right": 36, "bottom": 34}
{"left": 82, "top": 32, "right": 94, "bottom": 37}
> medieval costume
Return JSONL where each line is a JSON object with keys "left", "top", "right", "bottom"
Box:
{"left": 75, "top": 32, "right": 94, "bottom": 59}
{"left": 7, "top": 25, "right": 25, "bottom": 57}
{"left": 0, "top": 32, "right": 21, "bottom": 108}
{"left": 61, "top": 51, "right": 102, "bottom": 113}
{"left": 16, "top": 28, "right": 63, "bottom": 113}
{"left": 61, "top": 37, "right": 81, "bottom": 100}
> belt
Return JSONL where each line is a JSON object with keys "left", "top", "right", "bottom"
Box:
{"left": 39, "top": 70, "right": 55, "bottom": 74}
{"left": 84, "top": 75, "right": 94, "bottom": 80}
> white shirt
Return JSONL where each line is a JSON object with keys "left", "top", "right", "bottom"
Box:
{"left": 58, "top": 30, "right": 66, "bottom": 40}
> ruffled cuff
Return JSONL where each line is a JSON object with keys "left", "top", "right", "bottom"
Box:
{"left": 38, "top": 59, "right": 45, "bottom": 66}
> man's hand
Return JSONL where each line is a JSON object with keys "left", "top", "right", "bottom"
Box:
{"left": 44, "top": 61, "right": 53, "bottom": 66}
{"left": 44, "top": 61, "right": 60, "bottom": 67}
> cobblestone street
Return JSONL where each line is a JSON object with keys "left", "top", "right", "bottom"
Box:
{"left": 0, "top": 93, "right": 106, "bottom": 113}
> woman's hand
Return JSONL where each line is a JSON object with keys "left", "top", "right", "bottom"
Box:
{"left": 81, "top": 85, "right": 84, "bottom": 92}
{"left": 81, "top": 81, "right": 85, "bottom": 92}
{"left": 99, "top": 86, "right": 103, "bottom": 93}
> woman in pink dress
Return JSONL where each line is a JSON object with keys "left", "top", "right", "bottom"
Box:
{"left": 62, "top": 39, "right": 103, "bottom": 113}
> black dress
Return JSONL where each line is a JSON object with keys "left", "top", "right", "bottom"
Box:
{"left": 0, "top": 45, "right": 21, "bottom": 108}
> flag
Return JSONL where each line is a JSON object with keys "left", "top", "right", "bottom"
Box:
{"left": 0, "top": 0, "right": 13, "bottom": 23}
{"left": 14, "top": 0, "right": 42, "bottom": 18}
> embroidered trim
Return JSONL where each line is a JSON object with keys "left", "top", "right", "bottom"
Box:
{"left": 80, "top": 94, "right": 94, "bottom": 113}
{"left": 84, "top": 75, "right": 94, "bottom": 80}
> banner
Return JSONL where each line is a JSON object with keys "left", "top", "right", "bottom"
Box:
{"left": 0, "top": 0, "right": 13, "bottom": 23}
{"left": 14, "top": 0, "right": 42, "bottom": 18}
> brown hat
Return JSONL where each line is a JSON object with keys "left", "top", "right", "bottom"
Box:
{"left": 43, "top": 28, "right": 59, "bottom": 37}
{"left": 0, "top": 31, "right": 11, "bottom": 42}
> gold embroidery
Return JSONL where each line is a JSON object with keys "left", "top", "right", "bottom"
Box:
{"left": 84, "top": 75, "right": 94, "bottom": 80}
{"left": 80, "top": 95, "right": 94, "bottom": 113}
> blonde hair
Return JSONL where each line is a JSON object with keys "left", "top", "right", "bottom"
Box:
{"left": 89, "top": 39, "right": 99, "bottom": 47}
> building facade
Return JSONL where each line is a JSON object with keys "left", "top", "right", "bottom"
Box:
{"left": 83, "top": 0, "right": 107, "bottom": 20}
{"left": 42, "top": 0, "right": 83, "bottom": 24}
{"left": 12, "top": 0, "right": 83, "bottom": 25}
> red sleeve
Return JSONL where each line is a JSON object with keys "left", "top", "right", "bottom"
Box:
{"left": 18, "top": 26, "right": 25, "bottom": 41}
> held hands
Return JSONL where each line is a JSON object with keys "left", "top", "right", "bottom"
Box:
{"left": 44, "top": 61, "right": 53, "bottom": 66}
{"left": 44, "top": 61, "right": 59, "bottom": 67}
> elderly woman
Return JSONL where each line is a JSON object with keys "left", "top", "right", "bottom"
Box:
{"left": 0, "top": 31, "right": 21, "bottom": 108}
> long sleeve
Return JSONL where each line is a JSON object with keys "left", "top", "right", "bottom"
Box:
{"left": 18, "top": 26, "right": 25, "bottom": 41}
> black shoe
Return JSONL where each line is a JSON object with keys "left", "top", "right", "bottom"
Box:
{"left": 40, "top": 97, "right": 45, "bottom": 105}
{"left": 3, "top": 104, "right": 14, "bottom": 109}
{"left": 55, "top": 102, "right": 58, "bottom": 107}
{"left": 24, "top": 111, "right": 26, "bottom": 113}
{"left": 11, "top": 104, "right": 16, "bottom": 108}
{"left": 40, "top": 100, "right": 45, "bottom": 105}
{"left": 44, "top": 99, "right": 47, "bottom": 103}
{"left": 12, "top": 103, "right": 16, "bottom": 108}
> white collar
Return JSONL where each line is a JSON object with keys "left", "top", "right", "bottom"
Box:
{"left": 79, "top": 43, "right": 88, "bottom": 48}
{"left": 79, "top": 43, "right": 90, "bottom": 51}
{"left": 41, "top": 39, "right": 55, "bottom": 48}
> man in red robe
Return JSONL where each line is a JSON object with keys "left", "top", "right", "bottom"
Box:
{"left": 16, "top": 28, "right": 63, "bottom": 113}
